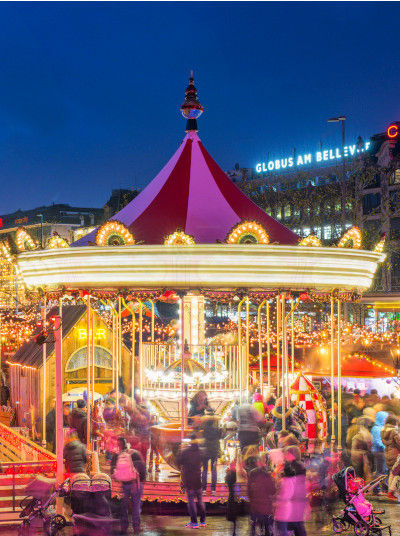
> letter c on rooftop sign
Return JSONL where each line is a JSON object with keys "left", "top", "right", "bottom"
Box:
{"left": 387, "top": 124, "right": 399, "bottom": 139}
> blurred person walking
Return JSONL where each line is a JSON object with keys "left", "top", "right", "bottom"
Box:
{"left": 274, "top": 445, "right": 308, "bottom": 536}
{"left": 381, "top": 415, "right": 400, "bottom": 500}
{"left": 63, "top": 429, "right": 87, "bottom": 476}
{"left": 177, "top": 434, "right": 206, "bottom": 529}
{"left": 248, "top": 454, "right": 276, "bottom": 536}
{"left": 111, "top": 436, "right": 146, "bottom": 535}
{"left": 371, "top": 411, "right": 388, "bottom": 485}
{"left": 69, "top": 399, "right": 87, "bottom": 445}
{"left": 201, "top": 416, "right": 221, "bottom": 494}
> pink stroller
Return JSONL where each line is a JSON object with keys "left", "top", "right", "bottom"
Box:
{"left": 333, "top": 467, "right": 391, "bottom": 536}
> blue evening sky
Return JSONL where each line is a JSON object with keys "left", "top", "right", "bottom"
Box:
{"left": 0, "top": 1, "right": 399, "bottom": 213}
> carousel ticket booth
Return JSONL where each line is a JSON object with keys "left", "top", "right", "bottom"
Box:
{"left": 8, "top": 305, "right": 131, "bottom": 431}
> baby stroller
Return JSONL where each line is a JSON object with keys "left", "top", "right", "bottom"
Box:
{"left": 18, "top": 477, "right": 71, "bottom": 536}
{"left": 332, "top": 467, "right": 391, "bottom": 536}
{"left": 70, "top": 473, "right": 119, "bottom": 535}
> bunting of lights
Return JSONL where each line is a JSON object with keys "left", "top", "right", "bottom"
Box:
{"left": 338, "top": 226, "right": 362, "bottom": 249}
{"left": 95, "top": 221, "right": 135, "bottom": 246}
{"left": 226, "top": 221, "right": 270, "bottom": 244}
{"left": 47, "top": 233, "right": 69, "bottom": 249}
{"left": 298, "top": 235, "right": 322, "bottom": 247}
{"left": 16, "top": 228, "right": 39, "bottom": 252}
{"left": 374, "top": 235, "right": 386, "bottom": 253}
{"left": 164, "top": 231, "right": 195, "bottom": 246}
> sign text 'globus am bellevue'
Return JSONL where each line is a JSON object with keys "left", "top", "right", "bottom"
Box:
{"left": 256, "top": 141, "right": 371, "bottom": 173}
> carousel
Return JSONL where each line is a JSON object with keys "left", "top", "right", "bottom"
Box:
{"left": 14, "top": 72, "right": 385, "bottom": 476}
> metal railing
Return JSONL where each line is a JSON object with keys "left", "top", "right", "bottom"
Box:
{"left": 142, "top": 343, "right": 244, "bottom": 394}
{"left": 1, "top": 460, "right": 56, "bottom": 512}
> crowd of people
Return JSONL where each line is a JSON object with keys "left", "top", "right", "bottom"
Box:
{"left": 39, "top": 385, "right": 400, "bottom": 535}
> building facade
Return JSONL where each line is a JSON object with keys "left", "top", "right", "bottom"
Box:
{"left": 228, "top": 122, "right": 400, "bottom": 294}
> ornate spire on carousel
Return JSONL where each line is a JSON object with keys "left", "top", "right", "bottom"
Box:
{"left": 180, "top": 69, "right": 203, "bottom": 132}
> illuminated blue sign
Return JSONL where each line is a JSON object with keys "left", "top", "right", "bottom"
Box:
{"left": 256, "top": 141, "right": 371, "bottom": 173}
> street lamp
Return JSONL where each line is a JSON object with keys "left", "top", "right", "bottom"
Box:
{"left": 328, "top": 116, "right": 347, "bottom": 232}
{"left": 327, "top": 116, "right": 347, "bottom": 148}
{"left": 37, "top": 214, "right": 44, "bottom": 248}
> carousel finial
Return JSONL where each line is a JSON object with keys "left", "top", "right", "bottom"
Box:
{"left": 180, "top": 70, "right": 203, "bottom": 132}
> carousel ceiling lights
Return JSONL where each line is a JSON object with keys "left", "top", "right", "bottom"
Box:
{"left": 226, "top": 221, "right": 270, "bottom": 244}
{"left": 298, "top": 235, "right": 322, "bottom": 247}
{"left": 16, "top": 228, "right": 39, "bottom": 252}
{"left": 95, "top": 221, "right": 135, "bottom": 246}
{"left": 47, "top": 233, "right": 69, "bottom": 249}
{"left": 164, "top": 231, "right": 195, "bottom": 246}
{"left": 17, "top": 244, "right": 385, "bottom": 292}
{"left": 338, "top": 226, "right": 362, "bottom": 249}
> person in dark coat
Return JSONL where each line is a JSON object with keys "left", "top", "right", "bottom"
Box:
{"left": 381, "top": 415, "right": 400, "bottom": 500}
{"left": 69, "top": 399, "right": 87, "bottom": 444}
{"left": 45, "top": 403, "right": 56, "bottom": 453}
{"left": 225, "top": 461, "right": 238, "bottom": 536}
{"left": 63, "top": 430, "right": 87, "bottom": 474}
{"left": 177, "top": 434, "right": 206, "bottom": 528}
{"left": 248, "top": 454, "right": 276, "bottom": 536}
{"left": 201, "top": 416, "right": 221, "bottom": 493}
{"left": 0, "top": 377, "right": 10, "bottom": 406}
{"left": 188, "top": 390, "right": 212, "bottom": 424}
{"left": 110, "top": 436, "right": 146, "bottom": 534}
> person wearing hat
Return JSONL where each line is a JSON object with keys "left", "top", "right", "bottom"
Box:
{"left": 275, "top": 446, "right": 308, "bottom": 536}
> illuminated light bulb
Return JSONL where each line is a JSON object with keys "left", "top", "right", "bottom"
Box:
{"left": 164, "top": 231, "right": 195, "bottom": 246}
{"left": 338, "top": 226, "right": 362, "bottom": 249}
{"left": 226, "top": 221, "right": 270, "bottom": 244}
{"left": 298, "top": 235, "right": 321, "bottom": 247}
{"left": 16, "top": 227, "right": 39, "bottom": 252}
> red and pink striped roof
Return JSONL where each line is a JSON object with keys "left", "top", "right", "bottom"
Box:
{"left": 73, "top": 131, "right": 299, "bottom": 246}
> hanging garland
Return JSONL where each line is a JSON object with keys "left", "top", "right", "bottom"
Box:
{"left": 338, "top": 226, "right": 362, "bottom": 249}
{"left": 201, "top": 290, "right": 237, "bottom": 303}
{"left": 164, "top": 231, "right": 195, "bottom": 246}
{"left": 95, "top": 221, "right": 135, "bottom": 246}
{"left": 226, "top": 221, "right": 270, "bottom": 244}
{"left": 16, "top": 227, "right": 39, "bottom": 252}
{"left": 47, "top": 232, "right": 69, "bottom": 249}
{"left": 298, "top": 235, "right": 322, "bottom": 247}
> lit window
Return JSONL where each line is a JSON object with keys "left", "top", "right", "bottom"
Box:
{"left": 314, "top": 227, "right": 322, "bottom": 238}
{"left": 345, "top": 223, "right": 352, "bottom": 229}
{"left": 334, "top": 224, "right": 342, "bottom": 238}
{"left": 305, "top": 206, "right": 311, "bottom": 216}
{"left": 284, "top": 205, "right": 291, "bottom": 219}
{"left": 335, "top": 201, "right": 341, "bottom": 212}
{"left": 323, "top": 226, "right": 332, "bottom": 239}
{"left": 314, "top": 205, "right": 320, "bottom": 215}
{"left": 391, "top": 168, "right": 400, "bottom": 184}
{"left": 345, "top": 200, "right": 353, "bottom": 210}
{"left": 293, "top": 207, "right": 300, "bottom": 217}
{"left": 302, "top": 227, "right": 311, "bottom": 237}
{"left": 276, "top": 208, "right": 282, "bottom": 220}
{"left": 265, "top": 207, "right": 272, "bottom": 216}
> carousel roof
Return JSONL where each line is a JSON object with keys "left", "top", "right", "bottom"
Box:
{"left": 306, "top": 352, "right": 398, "bottom": 378}
{"left": 73, "top": 72, "right": 298, "bottom": 247}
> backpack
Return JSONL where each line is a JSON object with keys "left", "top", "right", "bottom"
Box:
{"left": 113, "top": 450, "right": 139, "bottom": 483}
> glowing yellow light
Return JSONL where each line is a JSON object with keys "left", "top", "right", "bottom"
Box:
{"left": 374, "top": 237, "right": 385, "bottom": 253}
{"left": 16, "top": 227, "right": 39, "bottom": 252}
{"left": 164, "top": 231, "right": 195, "bottom": 246}
{"left": 298, "top": 235, "right": 322, "bottom": 247}
{"left": 95, "top": 220, "right": 135, "bottom": 246}
{"left": 47, "top": 233, "right": 69, "bottom": 249}
{"left": 338, "top": 226, "right": 362, "bottom": 249}
{"left": 226, "top": 221, "right": 270, "bottom": 244}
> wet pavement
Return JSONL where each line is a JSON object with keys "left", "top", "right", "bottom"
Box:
{"left": 2, "top": 500, "right": 400, "bottom": 536}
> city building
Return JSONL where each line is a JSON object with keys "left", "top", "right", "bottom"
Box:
{"left": 228, "top": 121, "right": 400, "bottom": 295}
{"left": 0, "top": 203, "right": 105, "bottom": 248}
